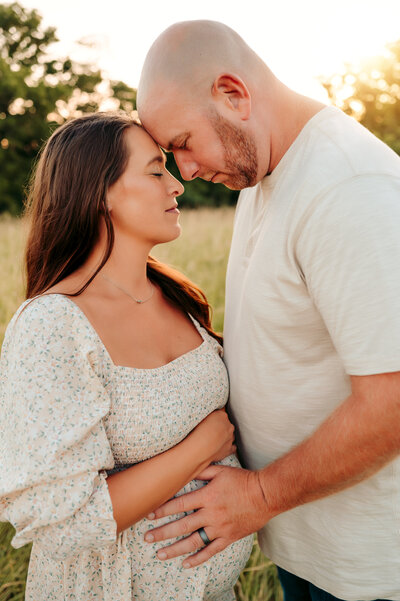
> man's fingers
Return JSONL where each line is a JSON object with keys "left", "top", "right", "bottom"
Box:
{"left": 155, "top": 532, "right": 226, "bottom": 567}
{"left": 145, "top": 512, "right": 205, "bottom": 542}
{"left": 147, "top": 488, "right": 204, "bottom": 520}
{"left": 182, "top": 538, "right": 227, "bottom": 568}
{"left": 155, "top": 530, "right": 214, "bottom": 561}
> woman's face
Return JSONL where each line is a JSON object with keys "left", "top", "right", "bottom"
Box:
{"left": 107, "top": 126, "right": 184, "bottom": 247}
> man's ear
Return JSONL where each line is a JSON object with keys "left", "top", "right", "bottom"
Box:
{"left": 211, "top": 73, "right": 251, "bottom": 120}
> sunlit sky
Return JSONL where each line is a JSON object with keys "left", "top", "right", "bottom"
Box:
{"left": 19, "top": 0, "right": 400, "bottom": 103}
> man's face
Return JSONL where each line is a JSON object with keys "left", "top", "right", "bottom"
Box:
{"left": 208, "top": 109, "right": 258, "bottom": 189}
{"left": 139, "top": 97, "right": 259, "bottom": 191}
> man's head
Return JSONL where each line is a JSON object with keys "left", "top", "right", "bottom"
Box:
{"left": 137, "top": 20, "right": 273, "bottom": 189}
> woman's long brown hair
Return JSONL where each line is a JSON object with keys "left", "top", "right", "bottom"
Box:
{"left": 24, "top": 112, "right": 222, "bottom": 344}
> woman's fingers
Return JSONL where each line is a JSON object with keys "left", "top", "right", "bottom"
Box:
{"left": 195, "top": 464, "right": 223, "bottom": 481}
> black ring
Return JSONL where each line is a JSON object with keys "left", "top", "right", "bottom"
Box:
{"left": 197, "top": 527, "right": 211, "bottom": 546}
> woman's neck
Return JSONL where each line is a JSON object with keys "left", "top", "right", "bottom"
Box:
{"left": 81, "top": 230, "right": 154, "bottom": 299}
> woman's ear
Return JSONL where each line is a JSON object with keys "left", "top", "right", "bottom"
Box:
{"left": 211, "top": 73, "right": 251, "bottom": 120}
{"left": 105, "top": 189, "right": 114, "bottom": 213}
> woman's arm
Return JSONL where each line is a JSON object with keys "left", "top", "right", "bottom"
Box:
{"left": 107, "top": 409, "right": 235, "bottom": 535}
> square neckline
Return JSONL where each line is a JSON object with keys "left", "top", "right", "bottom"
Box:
{"left": 36, "top": 293, "right": 207, "bottom": 372}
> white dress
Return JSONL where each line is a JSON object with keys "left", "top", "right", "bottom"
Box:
{"left": 0, "top": 294, "right": 253, "bottom": 601}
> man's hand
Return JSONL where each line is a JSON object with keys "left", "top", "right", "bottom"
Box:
{"left": 143, "top": 464, "right": 269, "bottom": 568}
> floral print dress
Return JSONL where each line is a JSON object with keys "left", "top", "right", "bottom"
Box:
{"left": 0, "top": 294, "right": 253, "bottom": 601}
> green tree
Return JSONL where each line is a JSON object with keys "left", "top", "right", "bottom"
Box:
{"left": 0, "top": 2, "right": 136, "bottom": 215}
{"left": 321, "top": 39, "right": 400, "bottom": 155}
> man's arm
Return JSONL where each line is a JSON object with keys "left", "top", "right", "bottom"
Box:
{"left": 144, "top": 371, "right": 400, "bottom": 567}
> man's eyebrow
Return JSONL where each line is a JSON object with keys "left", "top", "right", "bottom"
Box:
{"left": 146, "top": 153, "right": 166, "bottom": 167}
{"left": 165, "top": 132, "right": 190, "bottom": 151}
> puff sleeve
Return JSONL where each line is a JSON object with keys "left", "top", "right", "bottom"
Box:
{"left": 0, "top": 295, "right": 117, "bottom": 560}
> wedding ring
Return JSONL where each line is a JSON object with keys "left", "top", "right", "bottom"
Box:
{"left": 197, "top": 527, "right": 211, "bottom": 546}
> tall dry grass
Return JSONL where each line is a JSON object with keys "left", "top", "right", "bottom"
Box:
{"left": 0, "top": 215, "right": 28, "bottom": 345}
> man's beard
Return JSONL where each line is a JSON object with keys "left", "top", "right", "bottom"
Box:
{"left": 208, "top": 111, "right": 258, "bottom": 189}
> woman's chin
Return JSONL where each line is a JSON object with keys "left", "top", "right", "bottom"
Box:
{"left": 169, "top": 222, "right": 182, "bottom": 239}
{"left": 153, "top": 225, "right": 182, "bottom": 246}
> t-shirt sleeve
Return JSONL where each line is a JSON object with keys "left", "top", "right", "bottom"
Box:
{"left": 0, "top": 296, "right": 117, "bottom": 560}
{"left": 295, "top": 174, "right": 400, "bottom": 375}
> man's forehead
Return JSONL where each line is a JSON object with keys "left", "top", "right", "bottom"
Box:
{"left": 140, "top": 114, "right": 190, "bottom": 150}
{"left": 138, "top": 80, "right": 184, "bottom": 119}
{"left": 140, "top": 102, "right": 196, "bottom": 149}
{"left": 138, "top": 82, "right": 201, "bottom": 126}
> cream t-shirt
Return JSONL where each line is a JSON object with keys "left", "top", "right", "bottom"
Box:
{"left": 224, "top": 106, "right": 400, "bottom": 600}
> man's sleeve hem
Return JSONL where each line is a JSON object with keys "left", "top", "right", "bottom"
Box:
{"left": 345, "top": 359, "right": 400, "bottom": 376}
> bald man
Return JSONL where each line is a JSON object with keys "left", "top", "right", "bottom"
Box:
{"left": 137, "top": 20, "right": 400, "bottom": 601}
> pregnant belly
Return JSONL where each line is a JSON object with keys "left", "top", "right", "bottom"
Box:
{"left": 124, "top": 454, "right": 254, "bottom": 600}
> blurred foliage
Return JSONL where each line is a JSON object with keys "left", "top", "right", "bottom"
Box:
{"left": 0, "top": 1, "right": 237, "bottom": 216}
{"left": 4, "top": 3, "right": 399, "bottom": 218}
{"left": 321, "top": 39, "right": 400, "bottom": 155}
{"left": 0, "top": 2, "right": 136, "bottom": 215}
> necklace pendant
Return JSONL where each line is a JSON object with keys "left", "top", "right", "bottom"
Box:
{"left": 101, "top": 273, "right": 155, "bottom": 305}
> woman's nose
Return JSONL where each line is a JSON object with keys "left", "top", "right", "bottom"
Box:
{"left": 171, "top": 176, "right": 184, "bottom": 197}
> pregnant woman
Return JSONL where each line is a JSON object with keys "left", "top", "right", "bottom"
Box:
{"left": 0, "top": 112, "right": 253, "bottom": 600}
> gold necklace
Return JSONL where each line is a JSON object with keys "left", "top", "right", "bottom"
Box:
{"left": 101, "top": 273, "right": 155, "bottom": 304}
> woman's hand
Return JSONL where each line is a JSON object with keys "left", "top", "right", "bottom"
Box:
{"left": 188, "top": 409, "right": 236, "bottom": 469}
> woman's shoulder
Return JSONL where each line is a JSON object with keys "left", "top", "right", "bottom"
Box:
{"left": 5, "top": 293, "right": 95, "bottom": 352}
{"left": 10, "top": 293, "right": 80, "bottom": 328}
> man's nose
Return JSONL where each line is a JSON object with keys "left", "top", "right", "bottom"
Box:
{"left": 174, "top": 152, "right": 199, "bottom": 181}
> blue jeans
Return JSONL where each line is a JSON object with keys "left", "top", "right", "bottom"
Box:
{"left": 277, "top": 566, "right": 390, "bottom": 601}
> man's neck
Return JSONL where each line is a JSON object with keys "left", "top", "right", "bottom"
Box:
{"left": 268, "top": 91, "right": 326, "bottom": 173}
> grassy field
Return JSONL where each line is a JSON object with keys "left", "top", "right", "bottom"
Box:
{"left": 0, "top": 208, "right": 282, "bottom": 601}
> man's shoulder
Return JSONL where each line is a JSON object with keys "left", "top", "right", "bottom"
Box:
{"left": 270, "top": 108, "right": 399, "bottom": 213}
{"left": 233, "top": 109, "right": 400, "bottom": 235}
{"left": 304, "top": 107, "right": 400, "bottom": 178}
